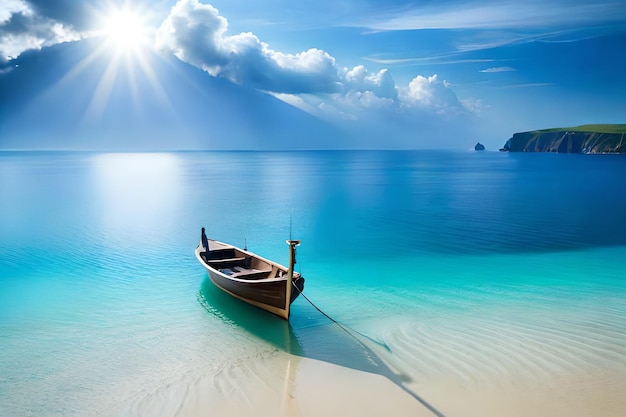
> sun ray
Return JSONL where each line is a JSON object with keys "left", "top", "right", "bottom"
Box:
{"left": 84, "top": 53, "right": 122, "bottom": 122}
{"left": 26, "top": 3, "right": 182, "bottom": 138}
{"left": 77, "top": 4, "right": 177, "bottom": 122}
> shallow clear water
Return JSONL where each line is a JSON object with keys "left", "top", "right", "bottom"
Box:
{"left": 1, "top": 150, "right": 626, "bottom": 416}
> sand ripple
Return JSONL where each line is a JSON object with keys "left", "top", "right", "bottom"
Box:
{"left": 379, "top": 308, "right": 626, "bottom": 389}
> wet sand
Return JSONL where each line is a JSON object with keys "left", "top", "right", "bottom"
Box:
{"left": 413, "top": 370, "right": 626, "bottom": 417}
{"left": 120, "top": 351, "right": 434, "bottom": 417}
{"left": 117, "top": 343, "right": 626, "bottom": 417}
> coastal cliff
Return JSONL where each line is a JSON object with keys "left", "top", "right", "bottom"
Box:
{"left": 501, "top": 124, "right": 626, "bottom": 154}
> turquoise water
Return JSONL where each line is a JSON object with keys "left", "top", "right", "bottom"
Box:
{"left": 1, "top": 150, "right": 626, "bottom": 415}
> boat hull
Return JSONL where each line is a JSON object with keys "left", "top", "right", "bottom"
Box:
{"left": 195, "top": 243, "right": 304, "bottom": 320}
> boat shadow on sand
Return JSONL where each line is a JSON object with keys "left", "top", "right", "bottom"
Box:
{"left": 198, "top": 277, "right": 380, "bottom": 371}
{"left": 198, "top": 277, "right": 446, "bottom": 417}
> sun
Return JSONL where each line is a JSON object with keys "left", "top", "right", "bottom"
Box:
{"left": 100, "top": 8, "right": 150, "bottom": 52}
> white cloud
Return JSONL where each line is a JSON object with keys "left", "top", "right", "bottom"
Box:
{"left": 460, "top": 97, "right": 485, "bottom": 113}
{"left": 154, "top": 0, "right": 476, "bottom": 142}
{"left": 1, "top": 0, "right": 30, "bottom": 24}
{"left": 0, "top": 0, "right": 81, "bottom": 61}
{"left": 501, "top": 83, "right": 555, "bottom": 89}
{"left": 355, "top": 1, "right": 626, "bottom": 31}
{"left": 480, "top": 66, "right": 517, "bottom": 73}
{"left": 339, "top": 89, "right": 396, "bottom": 112}
{"left": 155, "top": 0, "right": 340, "bottom": 94}
{"left": 343, "top": 65, "right": 397, "bottom": 100}
{"left": 407, "top": 74, "right": 439, "bottom": 104}
{"left": 365, "top": 56, "right": 496, "bottom": 66}
{"left": 402, "top": 74, "right": 466, "bottom": 115}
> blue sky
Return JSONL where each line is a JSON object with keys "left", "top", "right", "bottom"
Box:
{"left": 1, "top": 0, "right": 625, "bottom": 150}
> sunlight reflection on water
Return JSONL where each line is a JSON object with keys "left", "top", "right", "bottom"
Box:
{"left": 90, "top": 153, "right": 182, "bottom": 233}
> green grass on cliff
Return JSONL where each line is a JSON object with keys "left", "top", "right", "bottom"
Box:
{"left": 533, "top": 124, "right": 626, "bottom": 134}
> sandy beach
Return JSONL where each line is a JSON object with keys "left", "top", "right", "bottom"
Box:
{"left": 116, "top": 343, "right": 626, "bottom": 417}
{"left": 117, "top": 349, "right": 436, "bottom": 417}
{"left": 114, "top": 300, "right": 626, "bottom": 417}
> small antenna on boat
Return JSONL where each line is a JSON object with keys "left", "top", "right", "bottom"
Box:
{"left": 244, "top": 237, "right": 247, "bottom": 251}
{"left": 289, "top": 215, "right": 292, "bottom": 241}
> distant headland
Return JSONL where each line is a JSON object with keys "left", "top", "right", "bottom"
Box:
{"left": 500, "top": 124, "right": 626, "bottom": 154}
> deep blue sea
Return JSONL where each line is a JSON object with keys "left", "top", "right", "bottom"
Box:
{"left": 1, "top": 150, "right": 626, "bottom": 416}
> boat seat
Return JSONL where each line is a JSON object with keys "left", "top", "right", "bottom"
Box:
{"left": 231, "top": 269, "right": 272, "bottom": 280}
{"left": 207, "top": 257, "right": 245, "bottom": 264}
{"left": 207, "top": 257, "right": 246, "bottom": 268}
{"left": 203, "top": 248, "right": 237, "bottom": 261}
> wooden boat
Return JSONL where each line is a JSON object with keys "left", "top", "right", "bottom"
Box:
{"left": 195, "top": 228, "right": 305, "bottom": 320}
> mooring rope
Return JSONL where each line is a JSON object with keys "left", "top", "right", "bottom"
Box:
{"left": 291, "top": 280, "right": 373, "bottom": 343}
{"left": 291, "top": 280, "right": 447, "bottom": 417}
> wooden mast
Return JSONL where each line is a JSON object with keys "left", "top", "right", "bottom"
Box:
{"left": 284, "top": 239, "right": 300, "bottom": 319}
